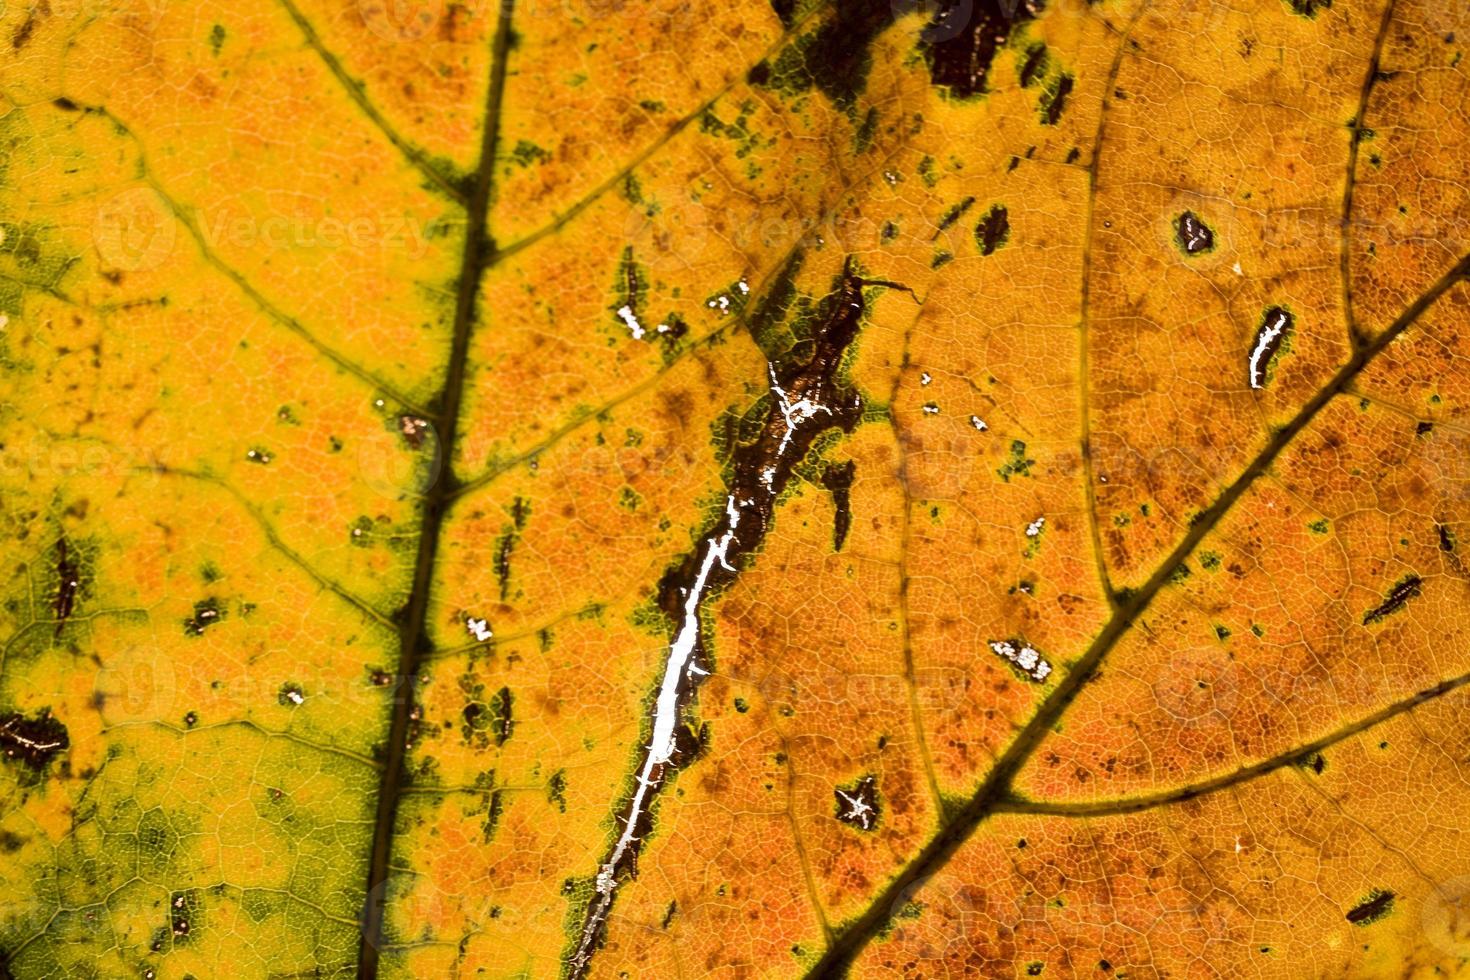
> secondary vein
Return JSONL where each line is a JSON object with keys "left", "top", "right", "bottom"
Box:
{"left": 804, "top": 250, "right": 1470, "bottom": 978}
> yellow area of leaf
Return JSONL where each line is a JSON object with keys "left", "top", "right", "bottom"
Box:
{"left": 4, "top": 0, "right": 1470, "bottom": 977}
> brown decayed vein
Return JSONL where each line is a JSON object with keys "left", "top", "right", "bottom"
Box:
{"left": 568, "top": 263, "right": 910, "bottom": 978}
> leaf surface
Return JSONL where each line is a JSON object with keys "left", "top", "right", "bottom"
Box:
{"left": 3, "top": 0, "right": 1470, "bottom": 977}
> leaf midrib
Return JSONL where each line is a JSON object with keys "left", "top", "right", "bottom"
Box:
{"left": 354, "top": 1, "right": 517, "bottom": 975}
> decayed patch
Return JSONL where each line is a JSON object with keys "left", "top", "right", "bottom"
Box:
{"left": 1362, "top": 575, "right": 1422, "bottom": 625}
{"left": 834, "top": 774, "right": 881, "bottom": 830}
{"left": 989, "top": 639, "right": 1053, "bottom": 683}
{"left": 566, "top": 262, "right": 903, "bottom": 977}
{"left": 1247, "top": 306, "right": 1293, "bottom": 389}
{"left": 0, "top": 710, "right": 69, "bottom": 770}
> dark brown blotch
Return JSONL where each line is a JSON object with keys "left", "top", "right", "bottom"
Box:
{"left": 0, "top": 710, "right": 69, "bottom": 770}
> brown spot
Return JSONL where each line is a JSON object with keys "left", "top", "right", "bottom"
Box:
{"left": 54, "top": 538, "right": 80, "bottom": 637}
{"left": 0, "top": 710, "right": 69, "bottom": 770}
{"left": 12, "top": 14, "right": 36, "bottom": 49}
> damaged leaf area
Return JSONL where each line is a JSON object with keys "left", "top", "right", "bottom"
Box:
{"left": 4, "top": 0, "right": 1470, "bottom": 977}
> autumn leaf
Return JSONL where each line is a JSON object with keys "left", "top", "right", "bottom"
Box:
{"left": 4, "top": 0, "right": 1470, "bottom": 976}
